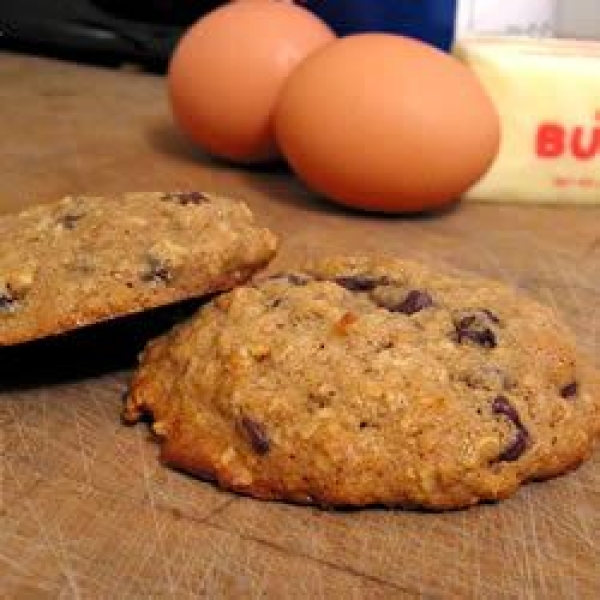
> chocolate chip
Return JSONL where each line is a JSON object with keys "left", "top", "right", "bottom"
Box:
{"left": 57, "top": 213, "right": 83, "bottom": 229}
{"left": 162, "top": 191, "right": 209, "bottom": 205}
{"left": 481, "top": 309, "right": 501, "bottom": 324}
{"left": 454, "top": 311, "right": 499, "bottom": 348}
{"left": 497, "top": 429, "right": 529, "bottom": 463}
{"left": 389, "top": 290, "right": 434, "bottom": 315}
{"left": 288, "top": 273, "right": 312, "bottom": 286}
{"left": 240, "top": 416, "right": 270, "bottom": 455}
{"left": 456, "top": 325, "right": 496, "bottom": 348}
{"left": 269, "top": 273, "right": 312, "bottom": 286}
{"left": 0, "top": 290, "right": 16, "bottom": 312}
{"left": 377, "top": 340, "right": 395, "bottom": 351}
{"left": 560, "top": 382, "right": 578, "bottom": 399}
{"left": 459, "top": 315, "right": 476, "bottom": 328}
{"left": 142, "top": 258, "right": 172, "bottom": 284}
{"left": 334, "top": 274, "right": 389, "bottom": 292}
{"left": 152, "top": 267, "right": 171, "bottom": 284}
{"left": 491, "top": 396, "right": 529, "bottom": 462}
{"left": 0, "top": 279, "right": 26, "bottom": 313}
{"left": 492, "top": 396, "right": 522, "bottom": 427}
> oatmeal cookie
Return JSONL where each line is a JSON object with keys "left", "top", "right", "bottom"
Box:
{"left": 124, "top": 256, "right": 600, "bottom": 509}
{"left": 0, "top": 191, "right": 277, "bottom": 345}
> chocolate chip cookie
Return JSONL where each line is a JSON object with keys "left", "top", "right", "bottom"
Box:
{"left": 124, "top": 256, "right": 600, "bottom": 509}
{"left": 0, "top": 192, "right": 277, "bottom": 346}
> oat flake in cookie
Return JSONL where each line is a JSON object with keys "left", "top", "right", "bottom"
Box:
{"left": 0, "top": 192, "right": 277, "bottom": 346}
{"left": 124, "top": 256, "right": 600, "bottom": 510}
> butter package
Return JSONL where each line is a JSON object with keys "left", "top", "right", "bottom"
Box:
{"left": 455, "top": 37, "right": 600, "bottom": 204}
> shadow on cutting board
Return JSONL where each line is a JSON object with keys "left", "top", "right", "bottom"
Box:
{"left": 146, "top": 121, "right": 464, "bottom": 219}
{"left": 0, "top": 297, "right": 204, "bottom": 391}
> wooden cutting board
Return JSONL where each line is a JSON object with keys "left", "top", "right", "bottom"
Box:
{"left": 1, "top": 53, "right": 599, "bottom": 599}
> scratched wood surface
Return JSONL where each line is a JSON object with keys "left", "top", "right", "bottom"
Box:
{"left": 0, "top": 52, "right": 599, "bottom": 599}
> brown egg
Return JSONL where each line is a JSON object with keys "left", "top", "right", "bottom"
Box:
{"left": 275, "top": 34, "right": 501, "bottom": 212}
{"left": 168, "top": 0, "right": 335, "bottom": 164}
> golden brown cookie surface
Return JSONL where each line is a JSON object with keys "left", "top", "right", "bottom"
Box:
{"left": 125, "top": 256, "right": 600, "bottom": 509}
{"left": 0, "top": 191, "right": 277, "bottom": 345}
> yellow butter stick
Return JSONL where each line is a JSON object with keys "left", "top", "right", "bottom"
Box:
{"left": 454, "top": 36, "right": 600, "bottom": 204}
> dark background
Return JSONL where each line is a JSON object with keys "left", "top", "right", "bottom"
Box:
{"left": 0, "top": 0, "right": 223, "bottom": 70}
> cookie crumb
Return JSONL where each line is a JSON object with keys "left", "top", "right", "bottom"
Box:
{"left": 334, "top": 311, "right": 358, "bottom": 335}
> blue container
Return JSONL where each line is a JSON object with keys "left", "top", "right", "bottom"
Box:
{"left": 303, "top": 0, "right": 458, "bottom": 51}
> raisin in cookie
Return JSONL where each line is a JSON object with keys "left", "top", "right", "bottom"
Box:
{"left": 0, "top": 192, "right": 277, "bottom": 346}
{"left": 124, "top": 256, "right": 600, "bottom": 509}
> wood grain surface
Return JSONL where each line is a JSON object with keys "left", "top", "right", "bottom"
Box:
{"left": 0, "top": 52, "right": 599, "bottom": 599}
